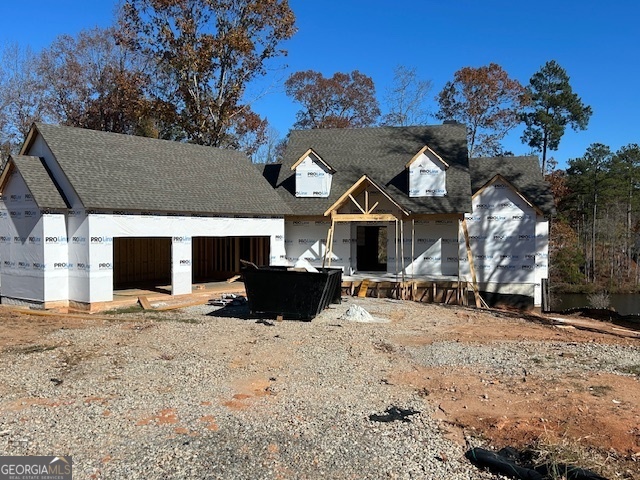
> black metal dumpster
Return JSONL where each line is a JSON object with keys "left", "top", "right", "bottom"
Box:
{"left": 242, "top": 266, "right": 342, "bottom": 320}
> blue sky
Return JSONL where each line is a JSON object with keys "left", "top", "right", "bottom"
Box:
{"left": 1, "top": 0, "right": 638, "bottom": 168}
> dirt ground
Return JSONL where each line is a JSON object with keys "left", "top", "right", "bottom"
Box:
{"left": 1, "top": 302, "right": 639, "bottom": 478}
{"left": 391, "top": 319, "right": 639, "bottom": 448}
{"left": 384, "top": 308, "right": 640, "bottom": 477}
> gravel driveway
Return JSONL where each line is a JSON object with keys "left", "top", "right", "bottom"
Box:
{"left": 0, "top": 298, "right": 637, "bottom": 479}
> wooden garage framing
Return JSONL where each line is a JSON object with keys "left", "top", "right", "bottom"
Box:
{"left": 192, "top": 236, "right": 270, "bottom": 281}
{"left": 114, "top": 237, "right": 171, "bottom": 289}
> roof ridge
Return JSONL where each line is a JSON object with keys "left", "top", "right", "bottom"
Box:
{"left": 34, "top": 123, "right": 247, "bottom": 157}
{"left": 289, "top": 123, "right": 465, "bottom": 134}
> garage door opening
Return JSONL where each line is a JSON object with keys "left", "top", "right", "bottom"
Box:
{"left": 113, "top": 237, "right": 172, "bottom": 292}
{"left": 192, "top": 236, "right": 270, "bottom": 282}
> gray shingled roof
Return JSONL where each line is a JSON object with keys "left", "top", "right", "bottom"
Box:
{"left": 469, "top": 156, "right": 556, "bottom": 215}
{"left": 32, "top": 123, "right": 291, "bottom": 215}
{"left": 273, "top": 125, "right": 472, "bottom": 216}
{"left": 9, "top": 155, "right": 68, "bottom": 209}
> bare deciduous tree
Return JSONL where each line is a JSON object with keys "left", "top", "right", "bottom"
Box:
{"left": 38, "top": 27, "right": 153, "bottom": 136}
{"left": 381, "top": 65, "right": 432, "bottom": 126}
{"left": 0, "top": 44, "right": 43, "bottom": 158}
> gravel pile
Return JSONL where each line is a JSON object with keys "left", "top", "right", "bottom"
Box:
{"left": 0, "top": 297, "right": 637, "bottom": 479}
{"left": 339, "top": 304, "right": 389, "bottom": 323}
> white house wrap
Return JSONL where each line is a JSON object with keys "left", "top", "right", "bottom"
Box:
{"left": 293, "top": 150, "right": 334, "bottom": 198}
{"left": 408, "top": 146, "right": 448, "bottom": 197}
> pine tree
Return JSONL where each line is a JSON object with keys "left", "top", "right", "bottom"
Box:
{"left": 522, "top": 60, "right": 592, "bottom": 173}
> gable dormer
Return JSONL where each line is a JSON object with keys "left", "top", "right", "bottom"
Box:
{"left": 406, "top": 145, "right": 448, "bottom": 197}
{"left": 292, "top": 148, "right": 335, "bottom": 198}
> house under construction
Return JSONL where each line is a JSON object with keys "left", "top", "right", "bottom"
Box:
{"left": 0, "top": 123, "right": 554, "bottom": 310}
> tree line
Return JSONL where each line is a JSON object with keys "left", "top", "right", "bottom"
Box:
{"left": 283, "top": 61, "right": 591, "bottom": 169}
{"left": 549, "top": 143, "right": 640, "bottom": 292}
{"left": 1, "top": 0, "right": 592, "bottom": 166}
{"left": 0, "top": 0, "right": 297, "bottom": 160}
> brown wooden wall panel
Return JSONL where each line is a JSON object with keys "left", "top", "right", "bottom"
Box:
{"left": 114, "top": 237, "right": 171, "bottom": 288}
{"left": 193, "top": 236, "right": 270, "bottom": 281}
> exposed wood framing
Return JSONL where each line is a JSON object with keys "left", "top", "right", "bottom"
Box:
{"left": 460, "top": 219, "right": 488, "bottom": 308}
{"left": 405, "top": 145, "right": 449, "bottom": 169}
{"left": 192, "top": 236, "right": 269, "bottom": 281}
{"left": 114, "top": 237, "right": 171, "bottom": 288}
{"left": 323, "top": 175, "right": 409, "bottom": 217}
{"left": 290, "top": 148, "right": 335, "bottom": 172}
{"left": 323, "top": 218, "right": 336, "bottom": 268}
{"left": 349, "top": 194, "right": 366, "bottom": 214}
{"left": 0, "top": 160, "right": 15, "bottom": 190}
{"left": 400, "top": 217, "right": 405, "bottom": 285}
{"left": 329, "top": 213, "right": 398, "bottom": 222}
{"left": 19, "top": 126, "right": 38, "bottom": 155}
{"left": 411, "top": 219, "right": 415, "bottom": 281}
{"left": 395, "top": 218, "right": 399, "bottom": 282}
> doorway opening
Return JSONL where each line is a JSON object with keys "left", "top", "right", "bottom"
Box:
{"left": 356, "top": 226, "right": 387, "bottom": 271}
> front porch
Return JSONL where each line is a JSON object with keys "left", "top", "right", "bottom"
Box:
{"left": 341, "top": 272, "right": 470, "bottom": 305}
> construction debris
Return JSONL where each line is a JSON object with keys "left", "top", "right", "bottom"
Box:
{"left": 339, "top": 304, "right": 389, "bottom": 323}
{"left": 256, "top": 319, "right": 275, "bottom": 327}
{"left": 138, "top": 296, "right": 153, "bottom": 310}
{"left": 292, "top": 258, "right": 319, "bottom": 273}
{"left": 208, "top": 293, "right": 247, "bottom": 307}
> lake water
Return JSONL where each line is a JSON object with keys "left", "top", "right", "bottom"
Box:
{"left": 552, "top": 293, "right": 640, "bottom": 316}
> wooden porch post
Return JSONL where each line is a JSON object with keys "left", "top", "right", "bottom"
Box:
{"left": 461, "top": 218, "right": 487, "bottom": 309}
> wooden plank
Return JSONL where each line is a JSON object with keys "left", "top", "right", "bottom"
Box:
{"left": 322, "top": 219, "right": 336, "bottom": 268}
{"left": 358, "top": 279, "right": 370, "bottom": 297}
{"left": 323, "top": 175, "right": 369, "bottom": 216}
{"left": 461, "top": 219, "right": 489, "bottom": 309}
{"left": 366, "top": 201, "right": 380, "bottom": 214}
{"left": 376, "top": 281, "right": 392, "bottom": 298}
{"left": 330, "top": 213, "right": 399, "bottom": 222}
{"left": 327, "top": 219, "right": 335, "bottom": 267}
{"left": 349, "top": 194, "right": 366, "bottom": 214}
{"left": 138, "top": 296, "right": 153, "bottom": 310}
{"left": 226, "top": 274, "right": 241, "bottom": 283}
